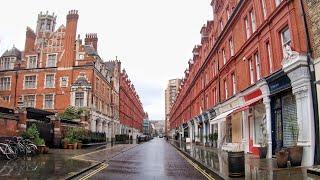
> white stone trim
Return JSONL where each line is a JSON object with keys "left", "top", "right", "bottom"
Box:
{"left": 46, "top": 53, "right": 58, "bottom": 67}
{"left": 42, "top": 93, "right": 55, "bottom": 110}
{"left": 23, "top": 74, "right": 37, "bottom": 89}
{"left": 44, "top": 73, "right": 56, "bottom": 88}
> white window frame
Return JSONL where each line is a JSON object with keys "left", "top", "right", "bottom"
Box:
{"left": 266, "top": 42, "right": 273, "bottom": 73}
{"left": 245, "top": 16, "right": 250, "bottom": 39}
{"left": 60, "top": 76, "right": 69, "bottom": 87}
{"left": 261, "top": 0, "right": 267, "bottom": 19}
{"left": 229, "top": 38, "right": 234, "bottom": 56}
{"left": 75, "top": 91, "right": 85, "bottom": 107}
{"left": 249, "top": 59, "right": 254, "bottom": 84}
{"left": 27, "top": 55, "right": 37, "bottom": 69}
{"left": 222, "top": 49, "right": 226, "bottom": 65}
{"left": 0, "top": 57, "right": 13, "bottom": 70}
{"left": 46, "top": 53, "right": 57, "bottom": 67}
{"left": 224, "top": 79, "right": 228, "bottom": 99}
{"left": 2, "top": 95, "right": 10, "bottom": 102}
{"left": 220, "top": 20, "right": 224, "bottom": 32}
{"left": 281, "top": 27, "right": 291, "bottom": 53}
{"left": 255, "top": 52, "right": 261, "bottom": 80}
{"left": 23, "top": 74, "right": 37, "bottom": 89}
{"left": 0, "top": 76, "right": 11, "bottom": 91}
{"left": 250, "top": 10, "right": 256, "bottom": 32}
{"left": 275, "top": 0, "right": 282, "bottom": 7}
{"left": 44, "top": 74, "right": 55, "bottom": 88}
{"left": 23, "top": 94, "right": 36, "bottom": 108}
{"left": 43, "top": 94, "right": 54, "bottom": 109}
{"left": 232, "top": 73, "right": 236, "bottom": 95}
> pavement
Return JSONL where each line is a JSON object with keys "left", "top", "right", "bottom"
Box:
{"left": 78, "top": 138, "right": 212, "bottom": 180}
{"left": 171, "top": 140, "right": 320, "bottom": 180}
{"left": 0, "top": 143, "right": 137, "bottom": 180}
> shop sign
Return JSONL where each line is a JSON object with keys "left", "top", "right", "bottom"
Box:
{"left": 266, "top": 70, "right": 291, "bottom": 95}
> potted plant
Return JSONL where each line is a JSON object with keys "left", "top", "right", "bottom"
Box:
{"left": 258, "top": 115, "right": 268, "bottom": 159}
{"left": 276, "top": 148, "right": 289, "bottom": 168}
{"left": 34, "top": 137, "right": 46, "bottom": 154}
{"left": 228, "top": 146, "right": 245, "bottom": 177}
{"left": 287, "top": 115, "right": 303, "bottom": 166}
{"left": 62, "top": 138, "right": 70, "bottom": 149}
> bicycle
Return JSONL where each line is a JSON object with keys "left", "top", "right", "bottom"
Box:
{"left": 0, "top": 142, "right": 17, "bottom": 160}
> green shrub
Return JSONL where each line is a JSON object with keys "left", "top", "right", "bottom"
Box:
{"left": 59, "top": 106, "right": 84, "bottom": 120}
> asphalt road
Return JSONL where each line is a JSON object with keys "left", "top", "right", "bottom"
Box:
{"left": 87, "top": 138, "right": 209, "bottom": 180}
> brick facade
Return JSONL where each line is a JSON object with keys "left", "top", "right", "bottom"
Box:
{"left": 119, "top": 69, "right": 145, "bottom": 133}
{"left": 169, "top": 0, "right": 308, "bottom": 130}
{"left": 0, "top": 10, "right": 131, "bottom": 138}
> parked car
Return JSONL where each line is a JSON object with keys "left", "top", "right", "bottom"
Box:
{"left": 159, "top": 134, "right": 163, "bottom": 138}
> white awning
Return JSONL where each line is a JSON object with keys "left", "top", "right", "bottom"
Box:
{"left": 210, "top": 108, "right": 238, "bottom": 124}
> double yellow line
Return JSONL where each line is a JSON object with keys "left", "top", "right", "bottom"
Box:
{"left": 177, "top": 150, "right": 215, "bottom": 180}
{"left": 78, "top": 163, "right": 108, "bottom": 180}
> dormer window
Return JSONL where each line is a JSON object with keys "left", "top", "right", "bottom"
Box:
{"left": 28, "top": 56, "right": 37, "bottom": 69}
{"left": 47, "top": 54, "right": 57, "bottom": 67}
{"left": 0, "top": 57, "right": 13, "bottom": 70}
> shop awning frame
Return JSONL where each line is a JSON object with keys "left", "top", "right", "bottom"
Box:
{"left": 234, "top": 96, "right": 263, "bottom": 114}
{"left": 210, "top": 108, "right": 238, "bottom": 124}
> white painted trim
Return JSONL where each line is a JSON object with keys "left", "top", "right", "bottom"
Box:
{"left": 60, "top": 76, "right": 69, "bottom": 88}
{"left": 43, "top": 93, "right": 55, "bottom": 109}
{"left": 44, "top": 73, "right": 56, "bottom": 88}
{"left": 46, "top": 53, "right": 58, "bottom": 67}
{"left": 26, "top": 55, "right": 38, "bottom": 69}
{"left": 23, "top": 94, "right": 36, "bottom": 108}
{"left": 23, "top": 74, "right": 37, "bottom": 89}
{"left": 0, "top": 76, "right": 12, "bottom": 91}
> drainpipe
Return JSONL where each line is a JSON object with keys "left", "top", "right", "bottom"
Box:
{"left": 299, "top": 0, "right": 320, "bottom": 165}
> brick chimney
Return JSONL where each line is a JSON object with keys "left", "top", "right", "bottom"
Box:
{"left": 63, "top": 10, "right": 79, "bottom": 67}
{"left": 85, "top": 33, "right": 98, "bottom": 51}
{"left": 24, "top": 27, "right": 36, "bottom": 53}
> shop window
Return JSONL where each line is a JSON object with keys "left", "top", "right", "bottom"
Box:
{"left": 253, "top": 103, "right": 266, "bottom": 145}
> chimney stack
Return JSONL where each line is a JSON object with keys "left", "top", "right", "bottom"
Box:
{"left": 63, "top": 10, "right": 79, "bottom": 67}
{"left": 85, "top": 33, "right": 98, "bottom": 51}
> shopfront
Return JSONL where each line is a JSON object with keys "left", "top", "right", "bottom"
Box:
{"left": 266, "top": 70, "right": 297, "bottom": 155}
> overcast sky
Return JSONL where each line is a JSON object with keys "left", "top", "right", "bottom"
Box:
{"left": 0, "top": 0, "right": 212, "bottom": 120}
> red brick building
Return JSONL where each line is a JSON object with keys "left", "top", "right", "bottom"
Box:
{"left": 0, "top": 10, "right": 122, "bottom": 140}
{"left": 119, "top": 69, "right": 145, "bottom": 137}
{"left": 169, "top": 0, "right": 317, "bottom": 166}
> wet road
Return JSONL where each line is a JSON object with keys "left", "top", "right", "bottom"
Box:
{"left": 89, "top": 138, "right": 208, "bottom": 180}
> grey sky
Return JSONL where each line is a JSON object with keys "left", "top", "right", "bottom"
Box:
{"left": 0, "top": 0, "right": 212, "bottom": 120}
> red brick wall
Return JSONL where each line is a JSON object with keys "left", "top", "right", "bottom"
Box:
{"left": 169, "top": 0, "right": 308, "bottom": 129}
{"left": 119, "top": 71, "right": 144, "bottom": 132}
{"left": 0, "top": 118, "right": 18, "bottom": 136}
